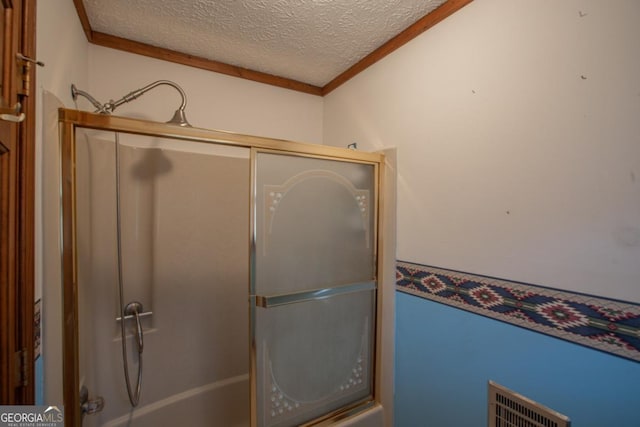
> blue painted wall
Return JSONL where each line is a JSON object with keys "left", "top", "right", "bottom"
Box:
{"left": 35, "top": 356, "right": 43, "bottom": 405}
{"left": 395, "top": 292, "right": 640, "bottom": 427}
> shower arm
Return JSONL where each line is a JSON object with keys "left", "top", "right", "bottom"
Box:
{"left": 104, "top": 80, "right": 187, "bottom": 114}
{"left": 70, "top": 85, "right": 103, "bottom": 112}
{"left": 71, "top": 80, "right": 191, "bottom": 126}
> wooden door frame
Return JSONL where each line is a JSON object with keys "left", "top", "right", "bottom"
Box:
{"left": 0, "top": 0, "right": 36, "bottom": 404}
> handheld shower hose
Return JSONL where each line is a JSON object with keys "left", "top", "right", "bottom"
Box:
{"left": 115, "top": 136, "right": 144, "bottom": 407}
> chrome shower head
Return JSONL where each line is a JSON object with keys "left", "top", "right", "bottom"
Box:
{"left": 70, "top": 80, "right": 192, "bottom": 127}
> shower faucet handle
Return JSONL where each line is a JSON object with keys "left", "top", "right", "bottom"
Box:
{"left": 124, "top": 301, "right": 144, "bottom": 316}
{"left": 81, "top": 396, "right": 105, "bottom": 415}
{"left": 80, "top": 385, "right": 105, "bottom": 416}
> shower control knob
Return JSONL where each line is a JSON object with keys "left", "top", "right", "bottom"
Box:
{"left": 81, "top": 396, "right": 105, "bottom": 415}
{"left": 80, "top": 385, "right": 105, "bottom": 416}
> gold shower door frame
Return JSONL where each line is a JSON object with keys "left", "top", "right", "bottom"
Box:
{"left": 59, "top": 108, "right": 387, "bottom": 427}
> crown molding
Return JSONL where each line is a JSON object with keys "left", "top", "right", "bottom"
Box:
{"left": 73, "top": 0, "right": 473, "bottom": 97}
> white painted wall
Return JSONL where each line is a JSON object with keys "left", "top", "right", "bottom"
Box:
{"left": 36, "top": 0, "right": 90, "bottom": 106}
{"left": 324, "top": 0, "right": 640, "bottom": 303}
{"left": 84, "top": 45, "right": 323, "bottom": 144}
{"left": 36, "top": 0, "right": 90, "bottom": 305}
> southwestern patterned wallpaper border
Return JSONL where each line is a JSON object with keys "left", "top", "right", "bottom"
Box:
{"left": 396, "top": 261, "right": 640, "bottom": 362}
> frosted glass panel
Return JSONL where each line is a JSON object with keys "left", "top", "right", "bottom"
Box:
{"left": 256, "top": 291, "right": 374, "bottom": 427}
{"left": 255, "top": 153, "right": 375, "bottom": 296}
{"left": 253, "top": 152, "right": 377, "bottom": 426}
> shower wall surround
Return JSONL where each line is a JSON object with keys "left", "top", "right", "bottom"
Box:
{"left": 396, "top": 261, "right": 640, "bottom": 362}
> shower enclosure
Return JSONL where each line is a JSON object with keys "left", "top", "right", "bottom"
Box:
{"left": 59, "top": 109, "right": 388, "bottom": 427}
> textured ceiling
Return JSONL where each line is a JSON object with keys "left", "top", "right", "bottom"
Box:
{"left": 82, "top": 0, "right": 448, "bottom": 87}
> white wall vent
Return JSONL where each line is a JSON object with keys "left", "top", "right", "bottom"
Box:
{"left": 488, "top": 381, "right": 571, "bottom": 427}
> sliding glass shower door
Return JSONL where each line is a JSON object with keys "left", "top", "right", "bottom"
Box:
{"left": 59, "top": 108, "right": 386, "bottom": 427}
{"left": 252, "top": 151, "right": 377, "bottom": 427}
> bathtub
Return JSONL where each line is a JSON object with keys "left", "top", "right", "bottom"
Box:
{"left": 94, "top": 373, "right": 383, "bottom": 427}
{"left": 99, "top": 374, "right": 249, "bottom": 427}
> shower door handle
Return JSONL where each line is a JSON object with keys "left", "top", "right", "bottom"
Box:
{"left": 254, "top": 281, "right": 375, "bottom": 308}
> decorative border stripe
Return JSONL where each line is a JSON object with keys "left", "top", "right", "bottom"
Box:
{"left": 35, "top": 299, "right": 41, "bottom": 359}
{"left": 396, "top": 261, "right": 640, "bottom": 362}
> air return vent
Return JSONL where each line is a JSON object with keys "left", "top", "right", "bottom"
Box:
{"left": 488, "top": 381, "right": 570, "bottom": 427}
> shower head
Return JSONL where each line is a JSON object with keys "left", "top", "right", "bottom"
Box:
{"left": 70, "top": 80, "right": 192, "bottom": 127}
